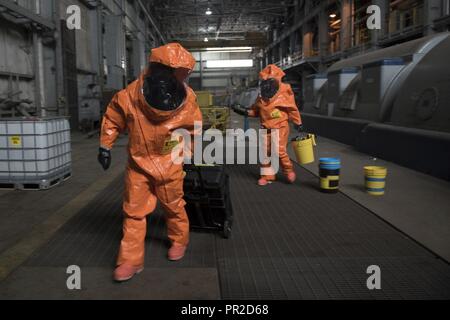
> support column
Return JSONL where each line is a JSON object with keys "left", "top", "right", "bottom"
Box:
{"left": 424, "top": 0, "right": 442, "bottom": 35}
{"left": 199, "top": 52, "right": 203, "bottom": 90}
{"left": 278, "top": 44, "right": 283, "bottom": 64}
{"left": 53, "top": 0, "right": 65, "bottom": 116}
{"left": 302, "top": 23, "right": 313, "bottom": 58}
{"left": 290, "top": 32, "right": 296, "bottom": 55}
{"left": 371, "top": 0, "right": 388, "bottom": 47}
{"left": 298, "top": 25, "right": 304, "bottom": 57}
{"left": 340, "top": 0, "right": 352, "bottom": 53}
{"left": 32, "top": 32, "right": 43, "bottom": 116}
{"left": 96, "top": 1, "right": 105, "bottom": 116}
{"left": 318, "top": 9, "right": 329, "bottom": 60}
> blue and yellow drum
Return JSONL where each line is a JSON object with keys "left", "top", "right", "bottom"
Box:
{"left": 319, "top": 158, "right": 341, "bottom": 193}
{"left": 364, "top": 166, "right": 387, "bottom": 196}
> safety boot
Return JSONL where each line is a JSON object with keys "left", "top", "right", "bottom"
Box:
{"left": 168, "top": 243, "right": 187, "bottom": 261}
{"left": 286, "top": 171, "right": 296, "bottom": 183}
{"left": 258, "top": 177, "right": 273, "bottom": 186}
{"left": 114, "top": 264, "right": 144, "bottom": 282}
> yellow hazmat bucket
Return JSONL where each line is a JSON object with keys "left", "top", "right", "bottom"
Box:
{"left": 291, "top": 134, "right": 316, "bottom": 165}
{"left": 364, "top": 166, "right": 387, "bottom": 196}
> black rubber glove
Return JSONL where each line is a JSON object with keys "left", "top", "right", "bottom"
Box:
{"left": 98, "top": 147, "right": 111, "bottom": 171}
{"left": 234, "top": 106, "right": 249, "bottom": 116}
{"left": 295, "top": 124, "right": 304, "bottom": 132}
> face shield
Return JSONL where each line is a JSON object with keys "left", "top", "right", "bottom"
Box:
{"left": 260, "top": 78, "right": 279, "bottom": 100}
{"left": 143, "top": 63, "right": 187, "bottom": 111}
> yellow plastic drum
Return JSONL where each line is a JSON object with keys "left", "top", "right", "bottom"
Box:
{"left": 364, "top": 166, "right": 387, "bottom": 196}
{"left": 291, "top": 134, "right": 316, "bottom": 165}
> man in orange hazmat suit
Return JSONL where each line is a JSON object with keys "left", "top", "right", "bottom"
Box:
{"left": 98, "top": 43, "right": 202, "bottom": 282}
{"left": 241, "top": 64, "right": 303, "bottom": 186}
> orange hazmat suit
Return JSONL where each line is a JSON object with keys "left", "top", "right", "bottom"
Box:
{"left": 248, "top": 64, "right": 302, "bottom": 181}
{"left": 100, "top": 43, "right": 202, "bottom": 267}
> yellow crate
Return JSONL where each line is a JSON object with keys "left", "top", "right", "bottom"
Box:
{"left": 196, "top": 91, "right": 214, "bottom": 107}
{"left": 200, "top": 106, "right": 230, "bottom": 133}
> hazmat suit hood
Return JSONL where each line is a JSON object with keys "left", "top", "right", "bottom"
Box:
{"left": 257, "top": 64, "right": 295, "bottom": 107}
{"left": 259, "top": 64, "right": 286, "bottom": 82}
{"left": 138, "top": 43, "right": 196, "bottom": 122}
{"left": 149, "top": 42, "right": 196, "bottom": 81}
{"left": 259, "top": 64, "right": 286, "bottom": 100}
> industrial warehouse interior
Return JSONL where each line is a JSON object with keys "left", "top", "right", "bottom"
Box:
{"left": 0, "top": 0, "right": 450, "bottom": 305}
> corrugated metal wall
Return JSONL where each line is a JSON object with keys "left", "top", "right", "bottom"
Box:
{"left": 0, "top": 0, "right": 162, "bottom": 130}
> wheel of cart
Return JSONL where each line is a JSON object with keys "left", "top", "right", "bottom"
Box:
{"left": 183, "top": 164, "right": 233, "bottom": 239}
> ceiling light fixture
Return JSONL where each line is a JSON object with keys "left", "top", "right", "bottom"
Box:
{"left": 206, "top": 59, "right": 254, "bottom": 68}
{"left": 329, "top": 13, "right": 337, "bottom": 18}
{"left": 205, "top": 47, "right": 253, "bottom": 53}
{"left": 205, "top": 8, "right": 212, "bottom": 15}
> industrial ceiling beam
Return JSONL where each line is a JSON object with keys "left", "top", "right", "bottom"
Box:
{"left": 170, "top": 30, "right": 263, "bottom": 36}
{"left": 150, "top": 0, "right": 297, "bottom": 45}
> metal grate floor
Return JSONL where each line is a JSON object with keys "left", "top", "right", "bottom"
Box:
{"left": 25, "top": 163, "right": 450, "bottom": 299}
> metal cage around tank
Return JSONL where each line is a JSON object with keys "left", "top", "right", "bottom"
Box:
{"left": 0, "top": 117, "right": 72, "bottom": 190}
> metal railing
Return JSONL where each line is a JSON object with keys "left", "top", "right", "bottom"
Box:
{"left": 266, "top": 1, "right": 434, "bottom": 71}
{"left": 385, "top": 3, "right": 424, "bottom": 38}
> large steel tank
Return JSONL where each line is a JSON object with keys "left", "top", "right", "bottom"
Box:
{"left": 325, "top": 32, "right": 450, "bottom": 132}
{"left": 301, "top": 33, "right": 450, "bottom": 180}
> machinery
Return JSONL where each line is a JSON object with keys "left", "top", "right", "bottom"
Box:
{"left": 304, "top": 32, "right": 450, "bottom": 133}
{"left": 301, "top": 32, "right": 450, "bottom": 180}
